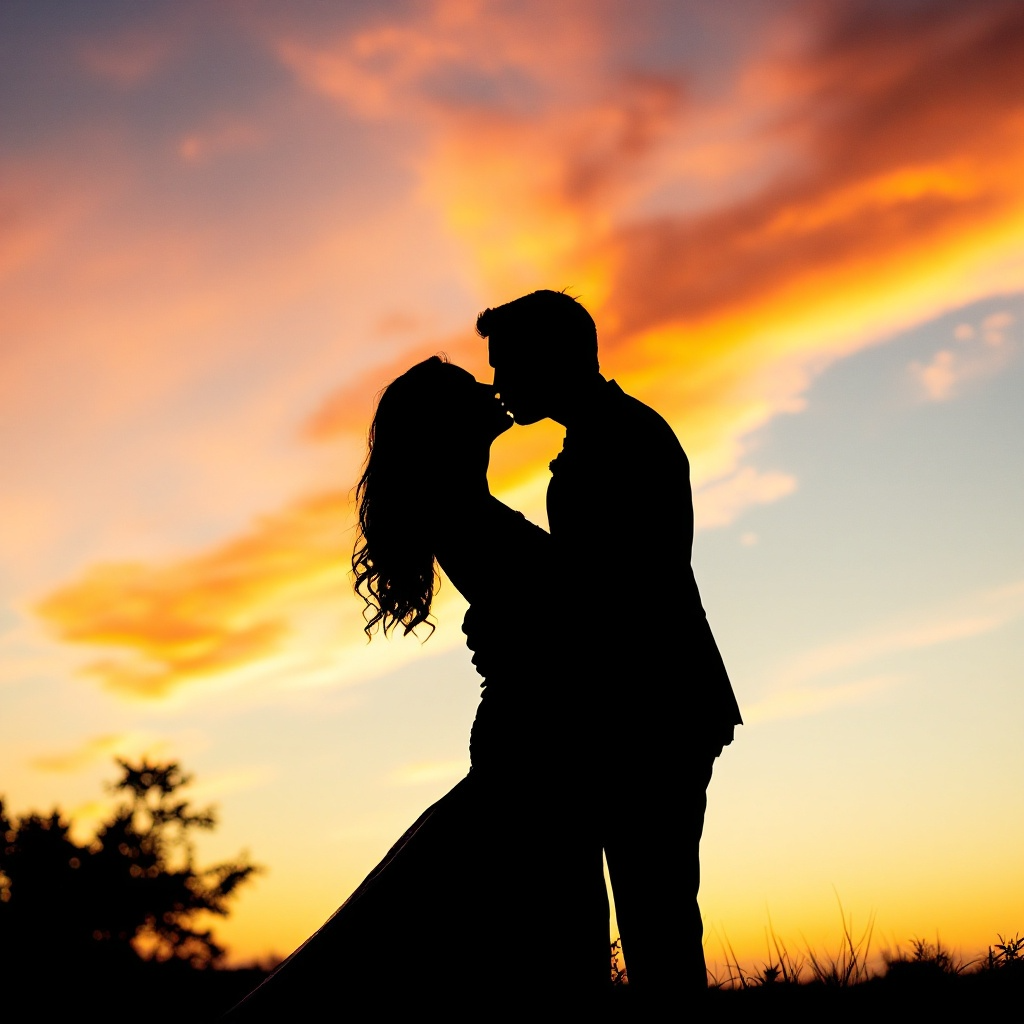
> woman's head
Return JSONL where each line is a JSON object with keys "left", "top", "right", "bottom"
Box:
{"left": 351, "top": 356, "right": 509, "bottom": 638}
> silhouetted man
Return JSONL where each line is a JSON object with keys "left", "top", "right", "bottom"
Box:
{"left": 475, "top": 289, "right": 742, "bottom": 1002}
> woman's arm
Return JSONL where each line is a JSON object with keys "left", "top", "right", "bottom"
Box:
{"left": 434, "top": 494, "right": 551, "bottom": 606}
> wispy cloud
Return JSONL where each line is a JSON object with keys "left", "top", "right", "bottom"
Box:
{"left": 184, "top": 764, "right": 277, "bottom": 805}
{"left": 911, "top": 349, "right": 959, "bottom": 401}
{"left": 695, "top": 467, "right": 797, "bottom": 531}
{"left": 743, "top": 673, "right": 902, "bottom": 725}
{"left": 749, "top": 581, "right": 1024, "bottom": 723}
{"left": 982, "top": 311, "right": 1015, "bottom": 343}
{"left": 177, "top": 120, "right": 266, "bottom": 165}
{"left": 31, "top": 733, "right": 130, "bottom": 773}
{"left": 29, "top": 730, "right": 167, "bottom": 773}
{"left": 910, "top": 308, "right": 1017, "bottom": 400}
{"left": 785, "top": 606, "right": 1021, "bottom": 690}
{"left": 388, "top": 759, "right": 468, "bottom": 787}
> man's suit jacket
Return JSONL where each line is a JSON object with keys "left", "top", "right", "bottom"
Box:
{"left": 547, "top": 377, "right": 742, "bottom": 757}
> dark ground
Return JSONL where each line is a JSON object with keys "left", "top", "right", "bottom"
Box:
{"left": 11, "top": 959, "right": 1021, "bottom": 1022}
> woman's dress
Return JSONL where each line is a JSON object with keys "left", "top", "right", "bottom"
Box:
{"left": 224, "top": 501, "right": 610, "bottom": 1018}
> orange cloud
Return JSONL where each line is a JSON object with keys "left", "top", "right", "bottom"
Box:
{"left": 602, "top": 5, "right": 1024, "bottom": 346}
{"left": 275, "top": 0, "right": 678, "bottom": 301}
{"left": 35, "top": 492, "right": 354, "bottom": 699}
{"left": 32, "top": 1, "right": 1024, "bottom": 703}
{"left": 277, "top": 0, "right": 1024, "bottom": 490}
{"left": 418, "top": 73, "right": 684, "bottom": 304}
{"left": 586, "top": 2, "right": 1024, "bottom": 480}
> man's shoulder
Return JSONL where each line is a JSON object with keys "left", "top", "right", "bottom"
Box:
{"left": 605, "top": 379, "right": 663, "bottom": 420}
{"left": 597, "top": 381, "right": 686, "bottom": 452}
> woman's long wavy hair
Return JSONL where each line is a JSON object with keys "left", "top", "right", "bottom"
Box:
{"left": 352, "top": 355, "right": 458, "bottom": 638}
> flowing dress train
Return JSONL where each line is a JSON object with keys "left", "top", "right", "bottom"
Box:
{"left": 224, "top": 502, "right": 610, "bottom": 1018}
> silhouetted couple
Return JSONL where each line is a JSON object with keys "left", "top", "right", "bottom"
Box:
{"left": 226, "top": 291, "right": 741, "bottom": 1018}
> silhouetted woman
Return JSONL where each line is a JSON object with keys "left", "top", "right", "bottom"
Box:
{"left": 225, "top": 357, "right": 608, "bottom": 1019}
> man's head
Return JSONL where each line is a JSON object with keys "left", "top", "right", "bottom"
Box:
{"left": 476, "top": 289, "right": 599, "bottom": 425}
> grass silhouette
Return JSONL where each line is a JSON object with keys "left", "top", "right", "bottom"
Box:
{"left": 706, "top": 920, "right": 1023, "bottom": 991}
{"left": 695, "top": 903, "right": 1022, "bottom": 1020}
{"left": 707, "top": 894, "right": 874, "bottom": 989}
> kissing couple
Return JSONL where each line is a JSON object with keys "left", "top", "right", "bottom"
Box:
{"left": 226, "top": 290, "right": 742, "bottom": 1018}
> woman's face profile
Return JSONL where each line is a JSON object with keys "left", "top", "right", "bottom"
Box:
{"left": 443, "top": 365, "right": 513, "bottom": 443}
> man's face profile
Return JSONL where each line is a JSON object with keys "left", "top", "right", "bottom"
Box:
{"left": 488, "top": 332, "right": 547, "bottom": 425}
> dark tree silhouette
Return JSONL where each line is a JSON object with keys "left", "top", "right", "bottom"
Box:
{"left": 0, "top": 758, "right": 259, "bottom": 975}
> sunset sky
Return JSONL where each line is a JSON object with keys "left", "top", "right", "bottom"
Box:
{"left": 2, "top": 0, "right": 1023, "bottom": 973}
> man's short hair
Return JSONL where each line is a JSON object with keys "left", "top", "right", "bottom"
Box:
{"left": 476, "top": 289, "right": 599, "bottom": 373}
